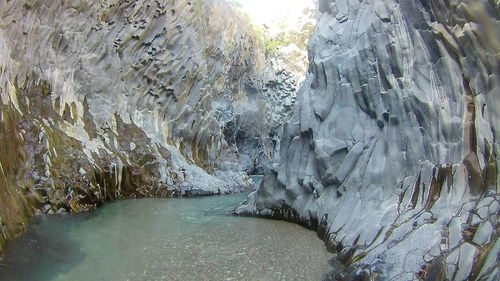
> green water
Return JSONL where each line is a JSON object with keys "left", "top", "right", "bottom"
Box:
{"left": 250, "top": 175, "right": 263, "bottom": 186}
{"left": 0, "top": 193, "right": 332, "bottom": 281}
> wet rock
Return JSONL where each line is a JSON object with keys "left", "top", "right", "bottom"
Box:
{"left": 42, "top": 205, "right": 52, "bottom": 214}
{"left": 0, "top": 0, "right": 297, "bottom": 252}
{"left": 238, "top": 0, "right": 499, "bottom": 279}
{"left": 473, "top": 221, "right": 494, "bottom": 245}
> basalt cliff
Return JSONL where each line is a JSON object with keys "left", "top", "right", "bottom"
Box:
{"left": 1, "top": 0, "right": 498, "bottom": 279}
{"left": 0, "top": 0, "right": 298, "bottom": 254}
{"left": 238, "top": 0, "right": 499, "bottom": 280}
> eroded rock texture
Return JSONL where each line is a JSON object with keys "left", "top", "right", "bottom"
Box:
{"left": 238, "top": 0, "right": 499, "bottom": 280}
{"left": 220, "top": 56, "right": 299, "bottom": 175}
{"left": 0, "top": 0, "right": 296, "bottom": 253}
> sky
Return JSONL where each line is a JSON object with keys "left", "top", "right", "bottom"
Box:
{"left": 231, "top": 0, "right": 315, "bottom": 32}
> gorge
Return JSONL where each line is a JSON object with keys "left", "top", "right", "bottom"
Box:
{"left": 1, "top": 0, "right": 499, "bottom": 280}
{"left": 0, "top": 0, "right": 301, "bottom": 250}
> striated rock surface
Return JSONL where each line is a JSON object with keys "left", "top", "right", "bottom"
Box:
{"left": 0, "top": 0, "right": 298, "bottom": 253}
{"left": 238, "top": 0, "right": 499, "bottom": 280}
{"left": 223, "top": 55, "right": 299, "bottom": 174}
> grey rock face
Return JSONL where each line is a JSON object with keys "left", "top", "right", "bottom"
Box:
{"left": 224, "top": 56, "right": 298, "bottom": 174}
{"left": 0, "top": 0, "right": 261, "bottom": 194}
{"left": 238, "top": 0, "right": 499, "bottom": 280}
{"left": 0, "top": 0, "right": 298, "bottom": 253}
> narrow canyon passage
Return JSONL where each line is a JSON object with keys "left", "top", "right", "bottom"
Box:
{"left": 0, "top": 0, "right": 498, "bottom": 280}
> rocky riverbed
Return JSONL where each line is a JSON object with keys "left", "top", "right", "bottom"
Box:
{"left": 0, "top": 194, "right": 333, "bottom": 281}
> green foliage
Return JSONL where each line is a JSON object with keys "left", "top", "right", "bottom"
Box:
{"left": 265, "top": 9, "right": 316, "bottom": 57}
{"left": 224, "top": 0, "right": 316, "bottom": 58}
{"left": 224, "top": 1, "right": 268, "bottom": 50}
{"left": 252, "top": 25, "right": 268, "bottom": 49}
{"left": 226, "top": 0, "right": 243, "bottom": 9}
{"left": 225, "top": 0, "right": 251, "bottom": 22}
{"left": 265, "top": 40, "right": 285, "bottom": 56}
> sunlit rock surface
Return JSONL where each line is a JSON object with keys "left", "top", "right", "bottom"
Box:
{"left": 238, "top": 0, "right": 499, "bottom": 280}
{"left": 0, "top": 0, "right": 297, "bottom": 253}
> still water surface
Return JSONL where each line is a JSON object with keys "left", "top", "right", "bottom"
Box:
{"left": 0, "top": 184, "right": 332, "bottom": 281}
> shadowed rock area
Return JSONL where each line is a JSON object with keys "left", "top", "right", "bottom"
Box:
{"left": 0, "top": 0, "right": 300, "bottom": 253}
{"left": 237, "top": 0, "right": 499, "bottom": 280}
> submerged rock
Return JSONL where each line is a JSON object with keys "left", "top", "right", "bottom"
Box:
{"left": 238, "top": 0, "right": 499, "bottom": 280}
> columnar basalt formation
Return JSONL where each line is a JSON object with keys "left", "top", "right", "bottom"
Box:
{"left": 238, "top": 0, "right": 499, "bottom": 280}
{"left": 0, "top": 0, "right": 297, "bottom": 254}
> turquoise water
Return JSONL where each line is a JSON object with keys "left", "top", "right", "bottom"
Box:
{"left": 250, "top": 175, "right": 263, "bottom": 186}
{"left": 0, "top": 193, "right": 332, "bottom": 281}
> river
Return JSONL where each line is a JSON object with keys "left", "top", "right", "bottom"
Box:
{"left": 0, "top": 179, "right": 332, "bottom": 281}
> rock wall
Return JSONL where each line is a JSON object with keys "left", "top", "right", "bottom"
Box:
{"left": 0, "top": 0, "right": 296, "bottom": 254}
{"left": 238, "top": 0, "right": 499, "bottom": 280}
{"left": 223, "top": 56, "right": 299, "bottom": 174}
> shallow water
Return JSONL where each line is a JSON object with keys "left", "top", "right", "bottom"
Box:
{"left": 0, "top": 193, "right": 332, "bottom": 281}
{"left": 250, "top": 174, "right": 263, "bottom": 187}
